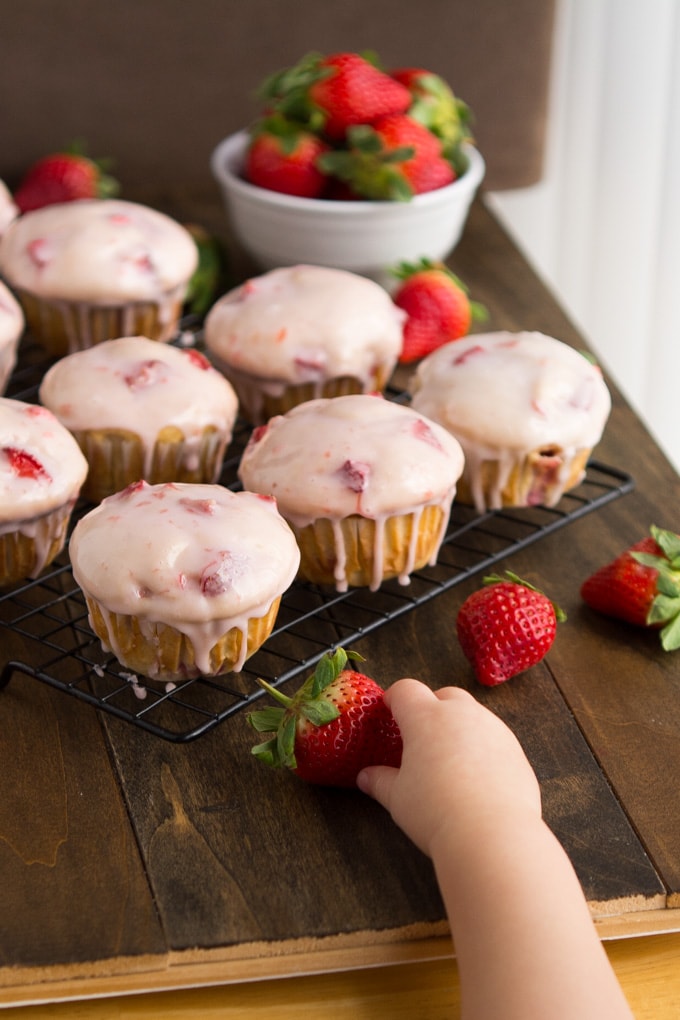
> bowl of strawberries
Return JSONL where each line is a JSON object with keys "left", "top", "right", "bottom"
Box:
{"left": 211, "top": 51, "right": 485, "bottom": 285}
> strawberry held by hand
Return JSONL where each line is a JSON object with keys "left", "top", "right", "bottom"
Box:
{"left": 244, "top": 115, "right": 330, "bottom": 198}
{"left": 13, "top": 143, "right": 119, "bottom": 214}
{"left": 456, "top": 571, "right": 566, "bottom": 686}
{"left": 248, "top": 647, "right": 402, "bottom": 787}
{"left": 392, "top": 258, "right": 486, "bottom": 363}
{"left": 580, "top": 525, "right": 680, "bottom": 651}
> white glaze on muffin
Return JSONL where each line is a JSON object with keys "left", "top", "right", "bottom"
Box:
{"left": 0, "top": 280, "right": 23, "bottom": 394}
{"left": 0, "top": 199, "right": 198, "bottom": 304}
{"left": 238, "top": 393, "right": 464, "bottom": 590}
{"left": 0, "top": 398, "right": 88, "bottom": 524}
{"left": 39, "top": 335, "right": 239, "bottom": 480}
{"left": 204, "top": 265, "right": 404, "bottom": 417}
{"left": 69, "top": 482, "right": 300, "bottom": 674}
{"left": 0, "top": 398, "right": 89, "bottom": 579}
{"left": 409, "top": 331, "right": 612, "bottom": 511}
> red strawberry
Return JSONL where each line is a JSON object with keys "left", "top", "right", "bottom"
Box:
{"left": 319, "top": 113, "right": 452, "bottom": 201}
{"left": 392, "top": 258, "right": 485, "bottom": 363}
{"left": 308, "top": 52, "right": 412, "bottom": 140}
{"left": 391, "top": 67, "right": 472, "bottom": 174}
{"left": 456, "top": 571, "right": 566, "bottom": 686}
{"left": 244, "top": 115, "right": 330, "bottom": 198}
{"left": 580, "top": 525, "right": 680, "bottom": 650}
{"left": 13, "top": 144, "right": 119, "bottom": 214}
{"left": 248, "top": 647, "right": 402, "bottom": 787}
{"left": 260, "top": 51, "right": 411, "bottom": 141}
{"left": 2, "top": 446, "right": 50, "bottom": 481}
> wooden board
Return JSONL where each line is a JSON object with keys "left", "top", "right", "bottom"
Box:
{"left": 1, "top": 199, "right": 679, "bottom": 1008}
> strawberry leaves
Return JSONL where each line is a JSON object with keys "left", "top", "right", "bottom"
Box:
{"left": 581, "top": 525, "right": 680, "bottom": 651}
{"left": 248, "top": 648, "right": 402, "bottom": 787}
{"left": 630, "top": 525, "right": 680, "bottom": 650}
{"left": 248, "top": 647, "right": 363, "bottom": 768}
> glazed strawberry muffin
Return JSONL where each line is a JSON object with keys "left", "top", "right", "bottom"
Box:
{"left": 69, "top": 482, "right": 300, "bottom": 681}
{"left": 0, "top": 199, "right": 198, "bottom": 356}
{"left": 204, "top": 265, "right": 405, "bottom": 424}
{"left": 238, "top": 393, "right": 464, "bottom": 591}
{"left": 0, "top": 279, "right": 24, "bottom": 395}
{"left": 0, "top": 397, "right": 89, "bottom": 585}
{"left": 39, "top": 336, "right": 239, "bottom": 501}
{"left": 409, "top": 331, "right": 612, "bottom": 511}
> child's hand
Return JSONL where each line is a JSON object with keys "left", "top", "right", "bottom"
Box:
{"left": 357, "top": 678, "right": 541, "bottom": 858}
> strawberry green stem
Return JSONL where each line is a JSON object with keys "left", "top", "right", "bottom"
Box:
{"left": 255, "top": 676, "right": 293, "bottom": 708}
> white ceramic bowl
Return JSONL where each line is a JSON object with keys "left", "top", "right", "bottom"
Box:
{"left": 210, "top": 130, "right": 485, "bottom": 286}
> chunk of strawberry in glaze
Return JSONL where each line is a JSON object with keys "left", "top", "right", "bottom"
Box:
{"left": 123, "top": 359, "right": 164, "bottom": 390}
{"left": 248, "top": 424, "right": 269, "bottom": 447}
{"left": 200, "top": 550, "right": 246, "bottom": 595}
{"left": 136, "top": 254, "right": 155, "bottom": 273}
{"left": 115, "top": 479, "right": 149, "bottom": 499}
{"left": 178, "top": 496, "right": 217, "bottom": 515}
{"left": 294, "top": 352, "right": 326, "bottom": 377}
{"left": 182, "top": 348, "right": 212, "bottom": 371}
{"left": 2, "top": 446, "right": 51, "bottom": 481}
{"left": 26, "top": 238, "right": 51, "bottom": 269}
{"left": 452, "top": 344, "right": 484, "bottom": 366}
{"left": 411, "top": 417, "right": 444, "bottom": 451}
{"left": 337, "top": 459, "right": 370, "bottom": 493}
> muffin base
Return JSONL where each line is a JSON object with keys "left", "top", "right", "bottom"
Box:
{"left": 15, "top": 288, "right": 186, "bottom": 357}
{"left": 457, "top": 446, "right": 592, "bottom": 511}
{"left": 74, "top": 424, "right": 230, "bottom": 502}
{"left": 0, "top": 502, "right": 75, "bottom": 587}
{"left": 213, "top": 362, "right": 394, "bottom": 425}
{"left": 83, "top": 595, "right": 283, "bottom": 682}
{"left": 292, "top": 504, "right": 450, "bottom": 592}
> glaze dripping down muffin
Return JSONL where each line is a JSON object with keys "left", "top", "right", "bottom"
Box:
{"left": 39, "top": 335, "right": 239, "bottom": 500}
{"left": 238, "top": 393, "right": 464, "bottom": 591}
{"left": 409, "top": 331, "right": 612, "bottom": 511}
{"left": 69, "top": 482, "right": 300, "bottom": 681}
{"left": 0, "top": 279, "right": 24, "bottom": 395}
{"left": 0, "top": 397, "right": 88, "bottom": 585}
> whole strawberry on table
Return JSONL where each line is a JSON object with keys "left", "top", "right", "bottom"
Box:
{"left": 248, "top": 647, "right": 402, "bottom": 788}
{"left": 456, "top": 571, "right": 566, "bottom": 687}
{"left": 580, "top": 524, "right": 680, "bottom": 651}
{"left": 243, "top": 49, "right": 473, "bottom": 201}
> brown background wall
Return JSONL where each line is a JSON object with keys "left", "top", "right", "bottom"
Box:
{"left": 1, "top": 0, "right": 556, "bottom": 203}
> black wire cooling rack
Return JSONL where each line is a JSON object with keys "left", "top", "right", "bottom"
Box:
{"left": 0, "top": 458, "right": 633, "bottom": 742}
{"left": 0, "top": 332, "right": 635, "bottom": 742}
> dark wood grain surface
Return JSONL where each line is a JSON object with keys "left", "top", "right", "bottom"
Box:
{"left": 1, "top": 198, "right": 679, "bottom": 1005}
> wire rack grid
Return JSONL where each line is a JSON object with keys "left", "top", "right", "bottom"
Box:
{"left": 0, "top": 333, "right": 635, "bottom": 742}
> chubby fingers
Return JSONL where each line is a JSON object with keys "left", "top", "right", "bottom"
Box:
{"left": 356, "top": 679, "right": 428, "bottom": 805}
{"left": 358, "top": 679, "right": 476, "bottom": 805}
{"left": 356, "top": 762, "right": 397, "bottom": 806}
{"left": 384, "top": 676, "right": 478, "bottom": 732}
